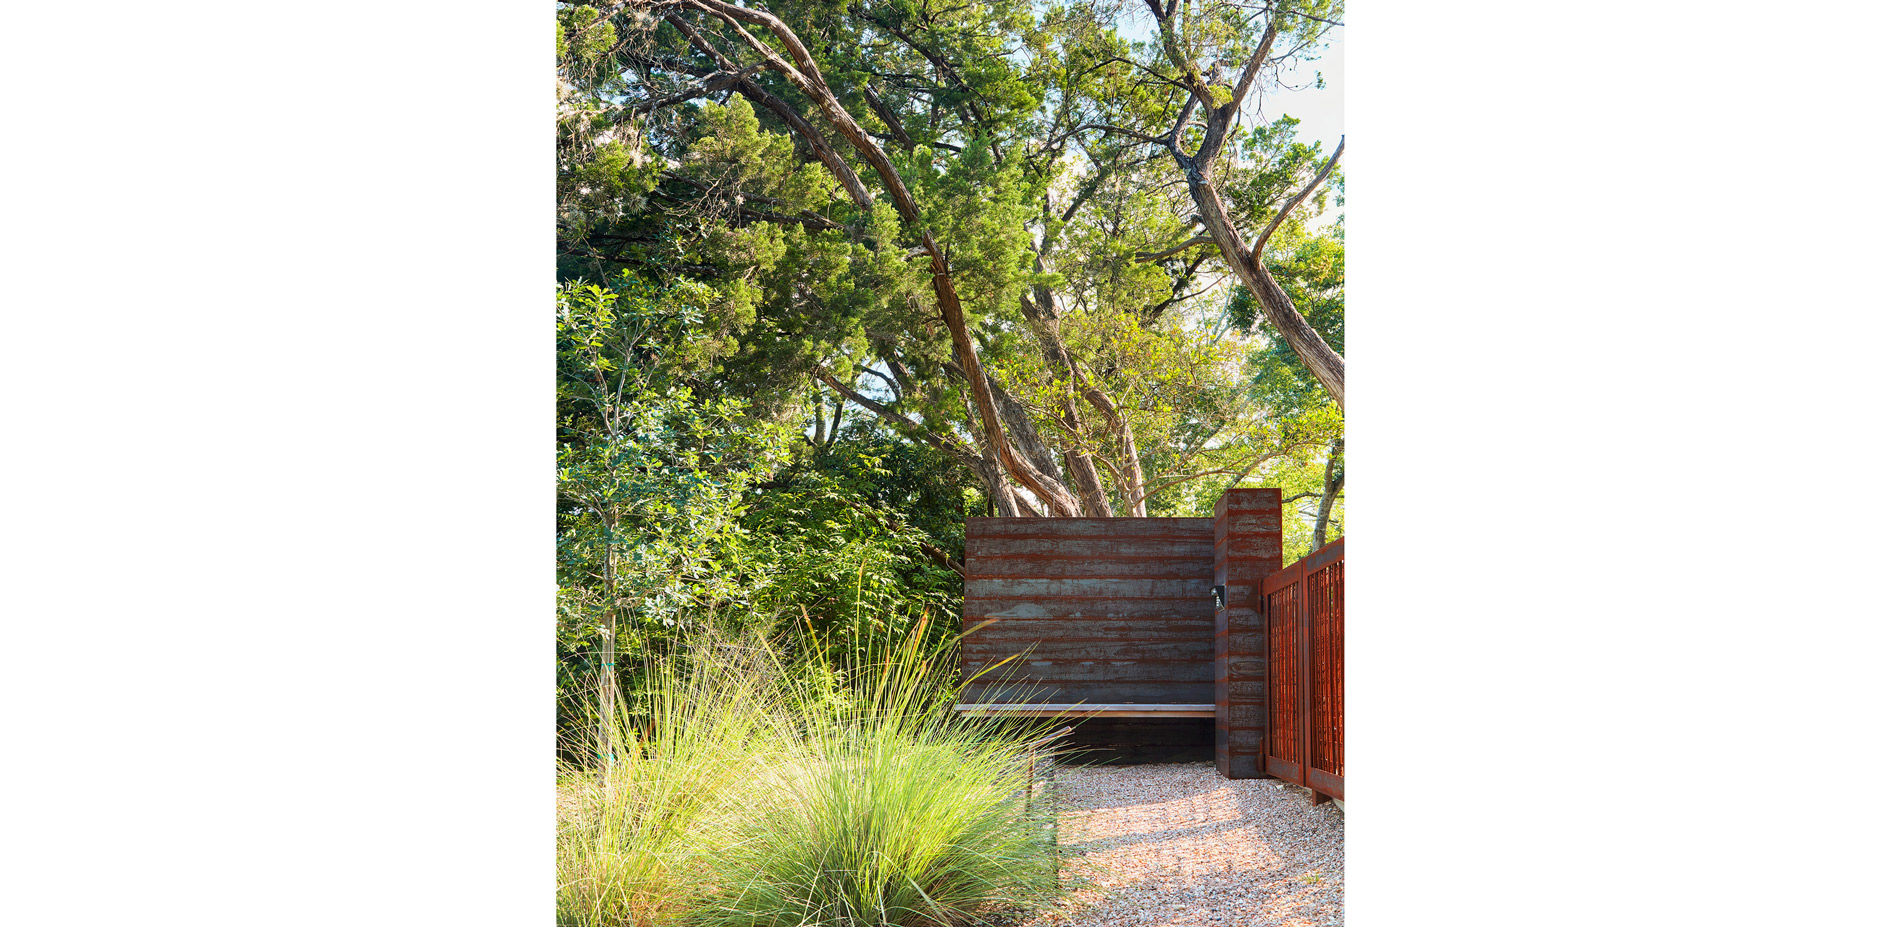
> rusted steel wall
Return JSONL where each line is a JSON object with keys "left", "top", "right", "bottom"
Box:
{"left": 961, "top": 517, "right": 1217, "bottom": 705}
{"left": 1213, "top": 488, "right": 1283, "bottom": 779}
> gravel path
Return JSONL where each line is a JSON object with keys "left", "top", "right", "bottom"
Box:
{"left": 1022, "top": 762, "right": 1344, "bottom": 927}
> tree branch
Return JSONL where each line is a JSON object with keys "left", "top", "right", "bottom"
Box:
{"left": 1278, "top": 8, "right": 1345, "bottom": 28}
{"left": 854, "top": 363, "right": 903, "bottom": 401}
{"left": 811, "top": 369, "right": 980, "bottom": 472}
{"left": 1227, "top": 21, "right": 1280, "bottom": 114}
{"left": 1143, "top": 0, "right": 1218, "bottom": 108}
{"left": 654, "top": 173, "right": 842, "bottom": 232}
{"left": 619, "top": 63, "right": 767, "bottom": 120}
{"left": 1137, "top": 235, "right": 1214, "bottom": 261}
{"left": 1078, "top": 378, "right": 1148, "bottom": 516}
{"left": 1251, "top": 135, "right": 1344, "bottom": 260}
{"left": 867, "top": 11, "right": 998, "bottom": 155}
{"left": 861, "top": 81, "right": 915, "bottom": 152}
{"left": 1079, "top": 123, "right": 1167, "bottom": 147}
{"left": 658, "top": 17, "right": 877, "bottom": 209}
{"left": 1312, "top": 436, "right": 1344, "bottom": 548}
{"left": 685, "top": 0, "right": 821, "bottom": 86}
{"left": 1166, "top": 94, "right": 1201, "bottom": 154}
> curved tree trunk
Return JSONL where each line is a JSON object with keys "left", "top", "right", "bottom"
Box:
{"left": 978, "top": 450, "right": 1020, "bottom": 517}
{"left": 1181, "top": 167, "right": 1344, "bottom": 408}
{"left": 1146, "top": 3, "right": 1346, "bottom": 409}
{"left": 987, "top": 374, "right": 1074, "bottom": 499}
{"left": 1018, "top": 287, "right": 1117, "bottom": 517}
{"left": 680, "top": 0, "right": 1083, "bottom": 515}
{"left": 1081, "top": 382, "right": 1148, "bottom": 517}
{"left": 1313, "top": 437, "right": 1344, "bottom": 548}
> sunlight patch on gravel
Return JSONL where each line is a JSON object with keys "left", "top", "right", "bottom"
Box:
{"left": 1021, "top": 762, "right": 1344, "bottom": 927}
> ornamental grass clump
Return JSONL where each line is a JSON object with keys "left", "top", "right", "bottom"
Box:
{"left": 698, "top": 628, "right": 1062, "bottom": 927}
{"left": 556, "top": 648, "right": 775, "bottom": 927}
{"left": 700, "top": 737, "right": 1060, "bottom": 927}
{"left": 555, "top": 626, "right": 1065, "bottom": 927}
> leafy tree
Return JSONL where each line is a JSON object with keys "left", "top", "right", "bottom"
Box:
{"left": 555, "top": 272, "right": 970, "bottom": 754}
{"left": 1110, "top": 0, "right": 1349, "bottom": 407}
{"left": 743, "top": 429, "right": 970, "bottom": 665}
{"left": 556, "top": 275, "right": 791, "bottom": 757}
{"left": 554, "top": 0, "right": 1346, "bottom": 520}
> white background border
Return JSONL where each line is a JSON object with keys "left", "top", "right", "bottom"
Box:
{"left": 3, "top": 2, "right": 1895, "bottom": 924}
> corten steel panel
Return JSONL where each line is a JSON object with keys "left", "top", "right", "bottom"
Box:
{"left": 1263, "top": 572, "right": 1304, "bottom": 775}
{"left": 964, "top": 660, "right": 1216, "bottom": 683}
{"left": 1265, "top": 754, "right": 1302, "bottom": 782}
{"left": 966, "top": 518, "right": 1214, "bottom": 540}
{"left": 962, "top": 638, "right": 1215, "bottom": 662}
{"left": 961, "top": 517, "right": 1217, "bottom": 708}
{"left": 969, "top": 537, "right": 1227, "bottom": 558}
{"left": 962, "top": 681, "right": 1214, "bottom": 703}
{"left": 1213, "top": 488, "right": 1282, "bottom": 779}
{"left": 962, "top": 597, "right": 1217, "bottom": 621}
{"left": 965, "top": 556, "right": 1216, "bottom": 580}
{"left": 1307, "top": 768, "right": 1344, "bottom": 801}
{"left": 964, "top": 617, "right": 1215, "bottom": 642}
{"left": 1305, "top": 551, "right": 1344, "bottom": 799}
{"left": 1258, "top": 538, "right": 1344, "bottom": 803}
{"left": 964, "top": 577, "right": 1213, "bottom": 598}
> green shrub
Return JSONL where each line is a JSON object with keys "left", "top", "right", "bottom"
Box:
{"left": 555, "top": 628, "right": 1064, "bottom": 927}
{"left": 556, "top": 647, "right": 771, "bottom": 926}
{"left": 700, "top": 738, "right": 1058, "bottom": 926}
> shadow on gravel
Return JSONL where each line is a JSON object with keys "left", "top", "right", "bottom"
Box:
{"left": 1059, "top": 816, "right": 1265, "bottom": 855}
{"left": 1048, "top": 760, "right": 1232, "bottom": 813}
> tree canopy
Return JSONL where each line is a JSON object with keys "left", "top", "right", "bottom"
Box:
{"left": 557, "top": 0, "right": 1344, "bottom": 515}
{"left": 554, "top": 0, "right": 1347, "bottom": 738}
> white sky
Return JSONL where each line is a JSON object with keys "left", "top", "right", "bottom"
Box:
{"left": 1110, "top": 10, "right": 1344, "bottom": 152}
{"left": 1255, "top": 35, "right": 1344, "bottom": 153}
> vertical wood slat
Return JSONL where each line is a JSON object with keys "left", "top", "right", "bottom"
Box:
{"left": 1260, "top": 556, "right": 1306, "bottom": 785}
{"left": 1297, "top": 553, "right": 1315, "bottom": 801}
{"left": 1260, "top": 538, "right": 1344, "bottom": 803}
{"left": 1307, "top": 555, "right": 1343, "bottom": 783}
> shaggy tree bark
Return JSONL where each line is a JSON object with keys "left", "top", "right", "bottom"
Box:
{"left": 1142, "top": 2, "right": 1346, "bottom": 409}
{"left": 674, "top": 0, "right": 1085, "bottom": 516}
{"left": 987, "top": 373, "right": 1073, "bottom": 498}
{"left": 1081, "top": 380, "right": 1149, "bottom": 517}
{"left": 1312, "top": 437, "right": 1344, "bottom": 548}
{"left": 1018, "top": 261, "right": 1118, "bottom": 517}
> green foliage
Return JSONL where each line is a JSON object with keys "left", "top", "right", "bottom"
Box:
{"left": 555, "top": 4, "right": 615, "bottom": 66}
{"left": 557, "top": 5, "right": 660, "bottom": 246}
{"left": 905, "top": 139, "right": 1041, "bottom": 321}
{"left": 556, "top": 274, "right": 788, "bottom": 643}
{"left": 556, "top": 273, "right": 970, "bottom": 753}
{"left": 552, "top": 0, "right": 1348, "bottom": 528}
{"left": 558, "top": 140, "right": 663, "bottom": 242}
{"left": 745, "top": 430, "right": 969, "bottom": 663}
{"left": 556, "top": 629, "right": 1066, "bottom": 927}
{"left": 1230, "top": 218, "right": 1345, "bottom": 416}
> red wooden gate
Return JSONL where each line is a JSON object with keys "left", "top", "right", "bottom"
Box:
{"left": 1259, "top": 538, "right": 1343, "bottom": 804}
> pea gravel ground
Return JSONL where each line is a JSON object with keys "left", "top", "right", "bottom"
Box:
{"left": 1017, "top": 762, "right": 1344, "bottom": 927}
